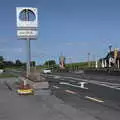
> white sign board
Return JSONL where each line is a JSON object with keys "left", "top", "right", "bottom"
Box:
{"left": 16, "top": 7, "right": 38, "bottom": 28}
{"left": 17, "top": 30, "right": 38, "bottom": 39}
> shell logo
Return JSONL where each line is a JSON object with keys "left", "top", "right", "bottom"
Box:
{"left": 16, "top": 7, "right": 38, "bottom": 28}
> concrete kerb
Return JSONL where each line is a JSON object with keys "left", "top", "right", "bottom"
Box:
{"left": 18, "top": 76, "right": 49, "bottom": 90}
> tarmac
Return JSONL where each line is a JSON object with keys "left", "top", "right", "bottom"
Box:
{"left": 0, "top": 77, "right": 99, "bottom": 120}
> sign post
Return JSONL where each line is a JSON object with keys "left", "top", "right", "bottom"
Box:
{"left": 16, "top": 7, "right": 38, "bottom": 86}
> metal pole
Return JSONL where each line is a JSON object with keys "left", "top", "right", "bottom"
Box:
{"left": 117, "top": 59, "right": 119, "bottom": 69}
{"left": 26, "top": 39, "right": 31, "bottom": 77}
{"left": 25, "top": 9, "right": 31, "bottom": 85}
{"left": 48, "top": 58, "right": 49, "bottom": 68}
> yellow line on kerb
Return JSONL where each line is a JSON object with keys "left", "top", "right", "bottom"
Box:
{"left": 85, "top": 96, "right": 104, "bottom": 103}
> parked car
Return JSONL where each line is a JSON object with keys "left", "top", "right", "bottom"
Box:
{"left": 43, "top": 69, "right": 51, "bottom": 74}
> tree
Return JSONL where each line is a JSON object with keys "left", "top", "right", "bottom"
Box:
{"left": 0, "top": 56, "right": 4, "bottom": 69}
{"left": 3, "top": 61, "right": 14, "bottom": 67}
{"left": 44, "top": 60, "right": 56, "bottom": 67}
{"left": 15, "top": 59, "right": 22, "bottom": 66}
{"left": 0, "top": 56, "right": 4, "bottom": 62}
{"left": 30, "top": 61, "right": 36, "bottom": 67}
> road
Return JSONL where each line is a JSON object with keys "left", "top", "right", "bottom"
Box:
{"left": 0, "top": 77, "right": 99, "bottom": 120}
{"left": 44, "top": 72, "right": 120, "bottom": 120}
{"left": 1, "top": 70, "right": 120, "bottom": 120}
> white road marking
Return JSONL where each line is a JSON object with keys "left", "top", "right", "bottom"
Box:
{"left": 85, "top": 96, "right": 104, "bottom": 103}
{"left": 47, "top": 74, "right": 120, "bottom": 90}
{"left": 53, "top": 86, "right": 60, "bottom": 89}
{"left": 54, "top": 75, "right": 61, "bottom": 79}
{"left": 65, "top": 90, "right": 76, "bottom": 94}
{"left": 64, "top": 76, "right": 120, "bottom": 90}
{"left": 60, "top": 82, "right": 88, "bottom": 89}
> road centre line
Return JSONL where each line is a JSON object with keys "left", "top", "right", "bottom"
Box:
{"left": 85, "top": 96, "right": 104, "bottom": 103}
{"left": 60, "top": 82, "right": 88, "bottom": 89}
{"left": 63, "top": 76, "right": 120, "bottom": 90}
{"left": 48, "top": 74, "right": 120, "bottom": 90}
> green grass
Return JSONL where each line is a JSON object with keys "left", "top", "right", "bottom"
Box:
{"left": 0, "top": 73, "right": 17, "bottom": 78}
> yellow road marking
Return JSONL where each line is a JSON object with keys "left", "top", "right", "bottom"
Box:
{"left": 65, "top": 90, "right": 76, "bottom": 94}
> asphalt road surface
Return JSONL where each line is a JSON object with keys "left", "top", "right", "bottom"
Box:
{"left": 44, "top": 72, "right": 120, "bottom": 120}
{"left": 1, "top": 71, "right": 120, "bottom": 120}
{"left": 0, "top": 77, "right": 99, "bottom": 120}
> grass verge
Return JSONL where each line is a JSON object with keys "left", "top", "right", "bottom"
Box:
{"left": 0, "top": 73, "right": 17, "bottom": 78}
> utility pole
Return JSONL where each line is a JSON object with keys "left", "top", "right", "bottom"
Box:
{"left": 95, "top": 56, "right": 98, "bottom": 69}
{"left": 48, "top": 59, "right": 49, "bottom": 68}
{"left": 88, "top": 53, "right": 90, "bottom": 68}
{"left": 108, "top": 44, "right": 112, "bottom": 68}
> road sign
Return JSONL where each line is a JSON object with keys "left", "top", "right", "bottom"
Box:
{"left": 16, "top": 7, "right": 38, "bottom": 28}
{"left": 17, "top": 29, "right": 38, "bottom": 39}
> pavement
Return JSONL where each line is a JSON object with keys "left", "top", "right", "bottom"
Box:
{"left": 0, "top": 77, "right": 99, "bottom": 120}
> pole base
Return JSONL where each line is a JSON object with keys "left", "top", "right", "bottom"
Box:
{"left": 17, "top": 82, "right": 34, "bottom": 95}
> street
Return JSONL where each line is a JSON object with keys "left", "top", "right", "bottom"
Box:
{"left": 0, "top": 72, "right": 120, "bottom": 120}
{"left": 0, "top": 0, "right": 120, "bottom": 120}
{"left": 44, "top": 72, "right": 120, "bottom": 120}
{"left": 0, "top": 77, "right": 98, "bottom": 120}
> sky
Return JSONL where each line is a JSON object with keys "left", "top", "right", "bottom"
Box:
{"left": 0, "top": 0, "right": 120, "bottom": 64}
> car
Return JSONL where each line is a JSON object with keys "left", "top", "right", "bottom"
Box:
{"left": 0, "top": 69, "right": 4, "bottom": 74}
{"left": 43, "top": 69, "right": 51, "bottom": 74}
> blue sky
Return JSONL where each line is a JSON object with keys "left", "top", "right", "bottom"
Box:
{"left": 0, "top": 0, "right": 120, "bottom": 64}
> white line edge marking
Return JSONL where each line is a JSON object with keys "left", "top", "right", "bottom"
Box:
{"left": 53, "top": 86, "right": 60, "bottom": 89}
{"left": 85, "top": 96, "right": 104, "bottom": 103}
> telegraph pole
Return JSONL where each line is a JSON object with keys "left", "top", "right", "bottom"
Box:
{"left": 88, "top": 53, "right": 90, "bottom": 68}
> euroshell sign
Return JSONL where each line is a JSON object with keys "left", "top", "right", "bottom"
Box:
{"left": 17, "top": 30, "right": 38, "bottom": 39}
{"left": 16, "top": 7, "right": 38, "bottom": 39}
{"left": 16, "top": 7, "right": 38, "bottom": 28}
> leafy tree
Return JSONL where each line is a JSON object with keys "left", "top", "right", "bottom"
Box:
{"left": 15, "top": 59, "right": 22, "bottom": 66}
{"left": 44, "top": 60, "right": 56, "bottom": 67}
{"left": 0, "top": 56, "right": 4, "bottom": 69}
{"left": 0, "top": 56, "right": 4, "bottom": 62}
{"left": 30, "top": 61, "right": 36, "bottom": 67}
